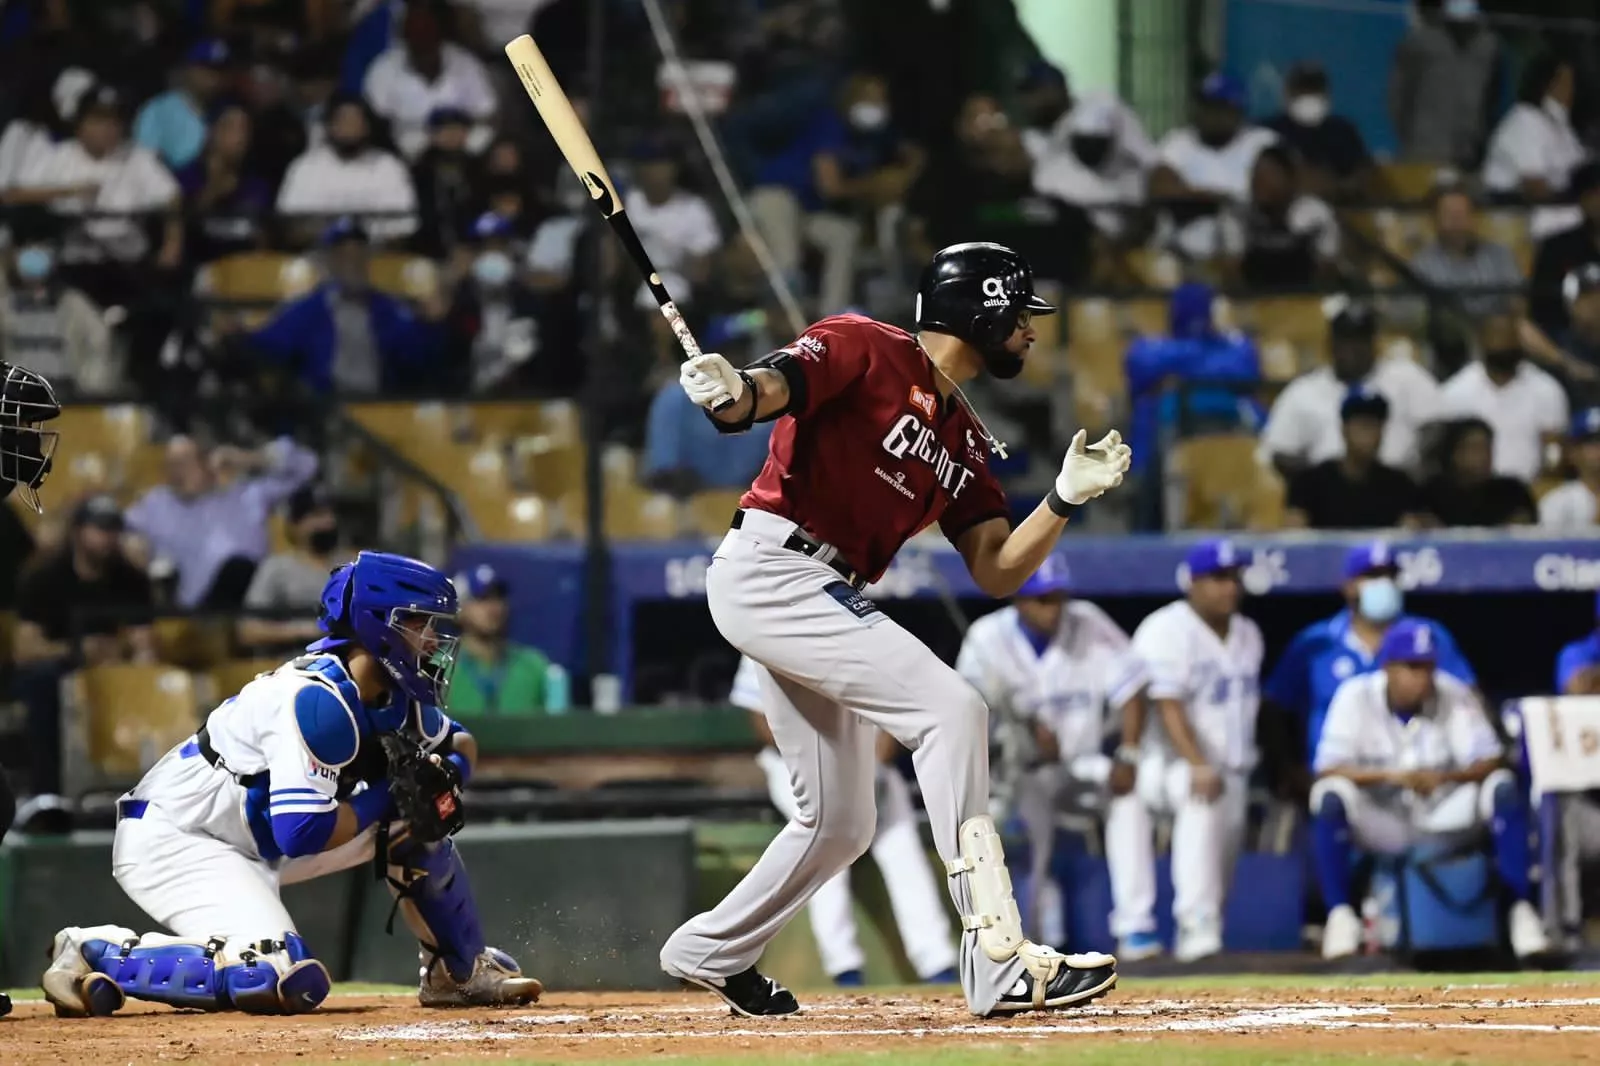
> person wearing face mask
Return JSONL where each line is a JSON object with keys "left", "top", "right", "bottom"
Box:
{"left": 1031, "top": 98, "right": 1148, "bottom": 243}
{"left": 443, "top": 211, "right": 580, "bottom": 395}
{"left": 276, "top": 93, "right": 418, "bottom": 241}
{"left": 1310, "top": 620, "right": 1545, "bottom": 961}
{"left": 0, "top": 229, "right": 118, "bottom": 396}
{"left": 749, "top": 71, "right": 925, "bottom": 315}
{"left": 1259, "top": 542, "right": 1475, "bottom": 809}
{"left": 1261, "top": 298, "right": 1444, "bottom": 481}
{"left": 410, "top": 107, "right": 487, "bottom": 260}
{"left": 1388, "top": 0, "right": 1500, "bottom": 168}
{"left": 1482, "top": 52, "right": 1585, "bottom": 239}
{"left": 1263, "top": 62, "right": 1372, "bottom": 204}
{"left": 1015, "top": 59, "right": 1153, "bottom": 173}
{"left": 236, "top": 484, "right": 342, "bottom": 656}
{"left": 1439, "top": 313, "right": 1568, "bottom": 483}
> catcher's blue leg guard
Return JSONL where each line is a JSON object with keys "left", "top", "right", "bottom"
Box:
{"left": 385, "top": 835, "right": 484, "bottom": 981}
{"left": 384, "top": 834, "right": 541, "bottom": 1006}
{"left": 73, "top": 932, "right": 329, "bottom": 1015}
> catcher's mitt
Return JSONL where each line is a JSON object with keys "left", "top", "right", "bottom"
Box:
{"left": 378, "top": 732, "right": 465, "bottom": 843}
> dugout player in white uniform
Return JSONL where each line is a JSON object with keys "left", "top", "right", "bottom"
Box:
{"left": 39, "top": 551, "right": 542, "bottom": 1017}
{"left": 953, "top": 555, "right": 1149, "bottom": 953}
{"left": 0, "top": 360, "right": 62, "bottom": 1020}
{"left": 1118, "top": 539, "right": 1263, "bottom": 963}
{"left": 662, "top": 242, "right": 1132, "bottom": 1018}
{"left": 1311, "top": 619, "right": 1549, "bottom": 960}
{"left": 732, "top": 656, "right": 959, "bottom": 986}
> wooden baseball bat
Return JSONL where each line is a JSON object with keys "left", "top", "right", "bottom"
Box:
{"left": 503, "top": 34, "right": 735, "bottom": 409}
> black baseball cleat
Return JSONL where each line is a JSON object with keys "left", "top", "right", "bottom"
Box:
{"left": 0, "top": 991, "right": 10, "bottom": 1018}
{"left": 988, "top": 953, "right": 1118, "bottom": 1015}
{"left": 673, "top": 965, "right": 799, "bottom": 1017}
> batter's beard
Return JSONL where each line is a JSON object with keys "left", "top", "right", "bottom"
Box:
{"left": 982, "top": 349, "right": 1026, "bottom": 379}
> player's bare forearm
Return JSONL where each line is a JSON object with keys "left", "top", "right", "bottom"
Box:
{"left": 1318, "top": 764, "right": 1401, "bottom": 788}
{"left": 1441, "top": 757, "right": 1503, "bottom": 785}
{"left": 323, "top": 803, "right": 364, "bottom": 852}
{"left": 709, "top": 367, "right": 789, "bottom": 426}
{"left": 1119, "top": 689, "right": 1149, "bottom": 748}
{"left": 1155, "top": 698, "right": 1209, "bottom": 767}
{"left": 956, "top": 506, "right": 1068, "bottom": 598}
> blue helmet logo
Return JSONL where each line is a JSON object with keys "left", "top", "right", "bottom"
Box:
{"left": 312, "top": 551, "right": 460, "bottom": 707}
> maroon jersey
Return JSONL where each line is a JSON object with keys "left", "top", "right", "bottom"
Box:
{"left": 741, "top": 314, "right": 1010, "bottom": 581}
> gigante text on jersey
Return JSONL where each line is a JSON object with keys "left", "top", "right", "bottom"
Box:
{"left": 880, "top": 413, "right": 978, "bottom": 499}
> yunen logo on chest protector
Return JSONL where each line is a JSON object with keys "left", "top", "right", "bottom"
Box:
{"left": 881, "top": 412, "right": 977, "bottom": 498}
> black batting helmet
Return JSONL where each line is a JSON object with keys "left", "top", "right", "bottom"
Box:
{"left": 915, "top": 242, "right": 1056, "bottom": 378}
{"left": 0, "top": 362, "right": 60, "bottom": 513}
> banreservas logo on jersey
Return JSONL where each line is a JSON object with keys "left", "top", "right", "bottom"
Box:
{"left": 880, "top": 413, "right": 978, "bottom": 498}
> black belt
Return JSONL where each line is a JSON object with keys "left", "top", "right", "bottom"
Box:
{"left": 196, "top": 725, "right": 267, "bottom": 788}
{"left": 730, "top": 509, "right": 867, "bottom": 590}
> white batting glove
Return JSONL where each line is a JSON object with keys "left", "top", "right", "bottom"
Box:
{"left": 1055, "top": 429, "right": 1132, "bottom": 505}
{"left": 679, "top": 353, "right": 744, "bottom": 411}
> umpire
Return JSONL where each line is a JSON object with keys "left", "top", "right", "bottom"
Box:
{"left": 0, "top": 360, "right": 61, "bottom": 1017}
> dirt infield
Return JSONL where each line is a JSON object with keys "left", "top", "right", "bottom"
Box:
{"left": 5, "top": 980, "right": 1600, "bottom": 1065}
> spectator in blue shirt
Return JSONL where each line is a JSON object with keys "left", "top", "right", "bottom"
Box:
{"left": 1555, "top": 593, "right": 1600, "bottom": 695}
{"left": 246, "top": 218, "right": 444, "bottom": 395}
{"left": 1259, "top": 540, "right": 1475, "bottom": 798}
{"left": 1124, "top": 282, "right": 1263, "bottom": 472}
{"left": 748, "top": 71, "right": 924, "bottom": 315}
{"left": 133, "top": 38, "right": 232, "bottom": 171}
{"left": 642, "top": 351, "right": 773, "bottom": 498}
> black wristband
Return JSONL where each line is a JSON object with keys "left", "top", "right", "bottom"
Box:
{"left": 704, "top": 370, "right": 758, "bottom": 435}
{"left": 1045, "top": 487, "right": 1078, "bottom": 519}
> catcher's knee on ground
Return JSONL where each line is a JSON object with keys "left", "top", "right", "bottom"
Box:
{"left": 385, "top": 834, "right": 542, "bottom": 1006}
{"left": 43, "top": 925, "right": 329, "bottom": 1016}
{"left": 945, "top": 815, "right": 1114, "bottom": 1010}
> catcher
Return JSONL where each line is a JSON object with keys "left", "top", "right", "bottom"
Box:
{"left": 41, "top": 550, "right": 542, "bottom": 1016}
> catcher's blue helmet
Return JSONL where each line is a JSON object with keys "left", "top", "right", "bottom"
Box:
{"left": 310, "top": 550, "right": 459, "bottom": 707}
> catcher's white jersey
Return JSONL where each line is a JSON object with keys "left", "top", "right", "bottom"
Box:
{"left": 1131, "top": 601, "right": 1263, "bottom": 773}
{"left": 1314, "top": 671, "right": 1501, "bottom": 778}
{"left": 126, "top": 655, "right": 448, "bottom": 863}
{"left": 953, "top": 602, "right": 1147, "bottom": 759}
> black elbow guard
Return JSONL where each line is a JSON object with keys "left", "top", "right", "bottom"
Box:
{"left": 748, "top": 349, "right": 807, "bottom": 421}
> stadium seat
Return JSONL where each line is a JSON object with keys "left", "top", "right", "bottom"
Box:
{"left": 1168, "top": 434, "right": 1285, "bottom": 531}
{"left": 368, "top": 253, "right": 441, "bottom": 301}
{"left": 1121, "top": 298, "right": 1168, "bottom": 339}
{"left": 560, "top": 485, "right": 683, "bottom": 540}
{"left": 153, "top": 616, "right": 233, "bottom": 671}
{"left": 1481, "top": 210, "right": 1534, "bottom": 276}
{"left": 0, "top": 610, "right": 13, "bottom": 665}
{"left": 1378, "top": 163, "right": 1452, "bottom": 203}
{"left": 207, "top": 659, "right": 281, "bottom": 703}
{"left": 193, "top": 253, "right": 318, "bottom": 327}
{"left": 70, "top": 665, "right": 200, "bottom": 782}
{"left": 1242, "top": 296, "right": 1325, "bottom": 375}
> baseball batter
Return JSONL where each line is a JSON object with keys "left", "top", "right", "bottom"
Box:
{"left": 1312, "top": 619, "right": 1548, "bottom": 960}
{"left": 1118, "top": 540, "right": 1263, "bottom": 963}
{"left": 661, "top": 241, "right": 1132, "bottom": 1018}
{"left": 39, "top": 552, "right": 542, "bottom": 1017}
{"left": 0, "top": 359, "right": 61, "bottom": 1020}
{"left": 953, "top": 556, "right": 1149, "bottom": 953}
{"left": 733, "top": 656, "right": 959, "bottom": 986}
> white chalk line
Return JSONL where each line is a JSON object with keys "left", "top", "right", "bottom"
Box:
{"left": 337, "top": 999, "right": 1600, "bottom": 1044}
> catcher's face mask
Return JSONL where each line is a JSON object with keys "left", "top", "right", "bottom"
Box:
{"left": 387, "top": 607, "right": 460, "bottom": 707}
{"left": 0, "top": 363, "right": 60, "bottom": 514}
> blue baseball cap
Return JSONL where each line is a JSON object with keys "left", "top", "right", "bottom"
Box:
{"left": 1017, "top": 555, "right": 1071, "bottom": 598}
{"left": 1169, "top": 282, "right": 1217, "bottom": 338}
{"left": 1198, "top": 72, "right": 1246, "bottom": 110}
{"left": 1573, "top": 407, "right": 1600, "bottom": 441}
{"left": 1343, "top": 541, "right": 1398, "bottom": 580}
{"left": 469, "top": 210, "right": 514, "bottom": 242}
{"left": 321, "top": 216, "right": 367, "bottom": 246}
{"left": 456, "top": 563, "right": 509, "bottom": 600}
{"left": 1186, "top": 538, "right": 1243, "bottom": 580}
{"left": 187, "top": 38, "right": 231, "bottom": 68}
{"left": 1378, "top": 619, "right": 1438, "bottom": 666}
{"left": 1340, "top": 385, "right": 1390, "bottom": 422}
{"left": 1018, "top": 59, "right": 1067, "bottom": 92}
